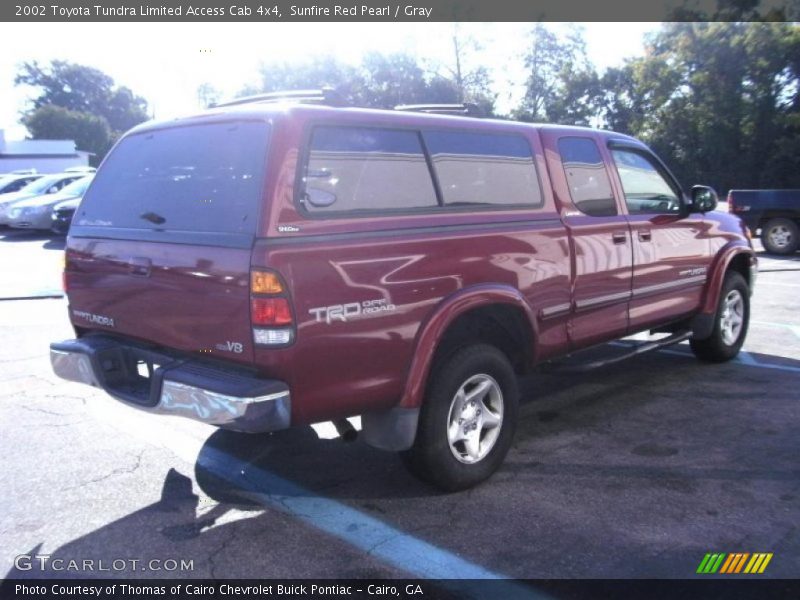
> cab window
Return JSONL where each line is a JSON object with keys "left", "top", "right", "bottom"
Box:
{"left": 611, "top": 149, "right": 682, "bottom": 214}
{"left": 557, "top": 137, "right": 617, "bottom": 217}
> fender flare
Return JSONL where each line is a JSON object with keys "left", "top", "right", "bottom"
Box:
{"left": 398, "top": 284, "right": 538, "bottom": 410}
{"left": 700, "top": 241, "right": 757, "bottom": 316}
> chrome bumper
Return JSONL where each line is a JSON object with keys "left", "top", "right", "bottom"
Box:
{"left": 50, "top": 337, "right": 290, "bottom": 433}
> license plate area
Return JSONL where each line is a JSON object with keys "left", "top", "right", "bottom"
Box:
{"left": 93, "top": 345, "right": 176, "bottom": 407}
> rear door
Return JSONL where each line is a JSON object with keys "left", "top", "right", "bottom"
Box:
{"left": 66, "top": 120, "right": 271, "bottom": 365}
{"left": 541, "top": 131, "right": 633, "bottom": 349}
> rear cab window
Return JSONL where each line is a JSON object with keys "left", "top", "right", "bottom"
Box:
{"left": 74, "top": 121, "right": 270, "bottom": 245}
{"left": 298, "top": 124, "right": 543, "bottom": 217}
{"left": 301, "top": 126, "right": 438, "bottom": 214}
{"left": 557, "top": 137, "right": 617, "bottom": 217}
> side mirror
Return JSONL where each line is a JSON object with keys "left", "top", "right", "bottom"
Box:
{"left": 690, "top": 185, "right": 718, "bottom": 213}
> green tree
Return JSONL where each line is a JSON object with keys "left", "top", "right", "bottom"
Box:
{"left": 248, "top": 52, "right": 479, "bottom": 112}
{"left": 608, "top": 23, "right": 800, "bottom": 192}
{"left": 515, "top": 24, "right": 599, "bottom": 125}
{"left": 22, "top": 104, "right": 113, "bottom": 164}
{"left": 435, "top": 25, "right": 496, "bottom": 115}
{"left": 16, "top": 60, "right": 149, "bottom": 134}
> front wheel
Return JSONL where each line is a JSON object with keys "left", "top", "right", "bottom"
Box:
{"left": 690, "top": 272, "right": 750, "bottom": 362}
{"left": 761, "top": 218, "right": 799, "bottom": 255}
{"left": 400, "top": 344, "right": 519, "bottom": 492}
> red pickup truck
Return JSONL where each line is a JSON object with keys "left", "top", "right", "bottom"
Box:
{"left": 50, "top": 93, "right": 757, "bottom": 490}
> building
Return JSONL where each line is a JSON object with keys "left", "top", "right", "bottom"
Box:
{"left": 0, "top": 129, "right": 92, "bottom": 174}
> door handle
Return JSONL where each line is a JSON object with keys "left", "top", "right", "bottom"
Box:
{"left": 612, "top": 231, "right": 628, "bottom": 245}
{"left": 638, "top": 229, "right": 652, "bottom": 242}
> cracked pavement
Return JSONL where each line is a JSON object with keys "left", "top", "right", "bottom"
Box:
{"left": 0, "top": 230, "right": 798, "bottom": 579}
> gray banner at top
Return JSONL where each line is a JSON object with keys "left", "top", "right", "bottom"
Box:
{"left": 4, "top": 0, "right": 798, "bottom": 21}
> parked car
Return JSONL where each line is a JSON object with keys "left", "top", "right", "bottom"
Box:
{"left": 50, "top": 92, "right": 757, "bottom": 491}
{"left": 7, "top": 175, "right": 94, "bottom": 230}
{"left": 51, "top": 197, "right": 81, "bottom": 235}
{"left": 0, "top": 173, "right": 89, "bottom": 226}
{"left": 0, "top": 172, "right": 42, "bottom": 195}
{"left": 728, "top": 189, "right": 800, "bottom": 255}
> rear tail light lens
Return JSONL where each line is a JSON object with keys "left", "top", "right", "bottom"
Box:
{"left": 251, "top": 298, "right": 293, "bottom": 326}
{"left": 251, "top": 271, "right": 284, "bottom": 294}
{"left": 250, "top": 269, "right": 295, "bottom": 346}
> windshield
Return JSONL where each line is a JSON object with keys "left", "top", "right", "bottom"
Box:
{"left": 58, "top": 175, "right": 94, "bottom": 197}
{"left": 18, "top": 174, "right": 69, "bottom": 194}
{"left": 75, "top": 121, "right": 270, "bottom": 235}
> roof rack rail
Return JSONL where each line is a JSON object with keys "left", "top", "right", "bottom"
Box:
{"left": 394, "top": 103, "right": 483, "bottom": 117}
{"left": 213, "top": 88, "right": 347, "bottom": 108}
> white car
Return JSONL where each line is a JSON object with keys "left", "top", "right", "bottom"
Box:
{"left": 0, "top": 172, "right": 88, "bottom": 225}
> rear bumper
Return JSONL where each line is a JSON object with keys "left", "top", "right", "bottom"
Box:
{"left": 50, "top": 336, "right": 291, "bottom": 433}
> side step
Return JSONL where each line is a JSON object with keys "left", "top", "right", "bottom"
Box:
{"left": 543, "top": 330, "right": 694, "bottom": 374}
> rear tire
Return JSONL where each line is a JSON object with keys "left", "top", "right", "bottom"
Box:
{"left": 690, "top": 272, "right": 749, "bottom": 363}
{"left": 761, "top": 218, "right": 799, "bottom": 255}
{"left": 401, "top": 344, "right": 519, "bottom": 492}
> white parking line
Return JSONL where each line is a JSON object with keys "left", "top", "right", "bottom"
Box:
{"left": 78, "top": 391, "right": 545, "bottom": 596}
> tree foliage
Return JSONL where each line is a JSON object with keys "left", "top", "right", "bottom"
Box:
{"left": 22, "top": 104, "right": 113, "bottom": 161}
{"left": 606, "top": 23, "right": 800, "bottom": 191}
{"left": 248, "top": 45, "right": 494, "bottom": 114}
{"left": 15, "top": 60, "right": 150, "bottom": 163}
{"left": 515, "top": 24, "right": 598, "bottom": 125}
{"left": 16, "top": 60, "right": 149, "bottom": 134}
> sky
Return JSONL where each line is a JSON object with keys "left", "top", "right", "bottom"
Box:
{"left": 0, "top": 22, "right": 657, "bottom": 140}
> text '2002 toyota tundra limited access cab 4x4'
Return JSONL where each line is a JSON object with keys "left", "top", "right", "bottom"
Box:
{"left": 51, "top": 91, "right": 757, "bottom": 491}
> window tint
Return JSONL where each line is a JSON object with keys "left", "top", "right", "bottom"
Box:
{"left": 1, "top": 178, "right": 35, "bottom": 193}
{"left": 303, "top": 126, "right": 438, "bottom": 213}
{"left": 611, "top": 149, "right": 682, "bottom": 214}
{"left": 76, "top": 122, "right": 269, "bottom": 234}
{"left": 557, "top": 137, "right": 617, "bottom": 217}
{"left": 424, "top": 131, "right": 542, "bottom": 207}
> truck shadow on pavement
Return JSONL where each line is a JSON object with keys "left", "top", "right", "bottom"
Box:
{"left": 5, "top": 347, "right": 799, "bottom": 579}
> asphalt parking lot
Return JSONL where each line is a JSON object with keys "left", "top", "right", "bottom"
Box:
{"left": 0, "top": 227, "right": 798, "bottom": 584}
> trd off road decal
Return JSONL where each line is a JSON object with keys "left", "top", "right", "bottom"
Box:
{"left": 309, "top": 298, "right": 397, "bottom": 324}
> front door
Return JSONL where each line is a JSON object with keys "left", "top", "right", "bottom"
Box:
{"left": 607, "top": 145, "right": 711, "bottom": 331}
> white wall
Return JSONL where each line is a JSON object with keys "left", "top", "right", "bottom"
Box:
{"left": 0, "top": 155, "right": 89, "bottom": 174}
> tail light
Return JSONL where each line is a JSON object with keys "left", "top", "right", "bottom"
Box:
{"left": 250, "top": 269, "right": 294, "bottom": 346}
{"left": 62, "top": 250, "right": 71, "bottom": 292}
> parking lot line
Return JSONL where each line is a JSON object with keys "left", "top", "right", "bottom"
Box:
{"left": 198, "top": 445, "right": 521, "bottom": 583}
{"left": 751, "top": 320, "right": 800, "bottom": 340}
{"left": 609, "top": 341, "right": 800, "bottom": 374}
{"left": 83, "top": 392, "right": 543, "bottom": 596}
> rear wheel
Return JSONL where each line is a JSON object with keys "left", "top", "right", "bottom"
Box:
{"left": 761, "top": 218, "right": 799, "bottom": 255}
{"left": 401, "top": 344, "right": 518, "bottom": 492}
{"left": 690, "top": 272, "right": 749, "bottom": 362}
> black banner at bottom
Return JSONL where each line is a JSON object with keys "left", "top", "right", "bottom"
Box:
{"left": 2, "top": 579, "right": 800, "bottom": 600}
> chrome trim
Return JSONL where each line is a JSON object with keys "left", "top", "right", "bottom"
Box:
{"left": 50, "top": 349, "right": 100, "bottom": 387}
{"left": 575, "top": 290, "right": 631, "bottom": 311}
{"left": 632, "top": 275, "right": 707, "bottom": 298}
{"left": 158, "top": 379, "right": 291, "bottom": 432}
{"left": 49, "top": 346, "right": 291, "bottom": 433}
{"left": 539, "top": 302, "right": 571, "bottom": 319}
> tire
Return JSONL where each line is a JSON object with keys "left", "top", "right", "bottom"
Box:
{"left": 690, "top": 272, "right": 749, "bottom": 363}
{"left": 760, "top": 218, "right": 799, "bottom": 255}
{"left": 400, "top": 344, "right": 519, "bottom": 492}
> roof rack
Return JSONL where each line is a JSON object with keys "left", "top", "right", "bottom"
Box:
{"left": 213, "top": 88, "right": 347, "bottom": 109}
{"left": 394, "top": 103, "right": 483, "bottom": 117}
